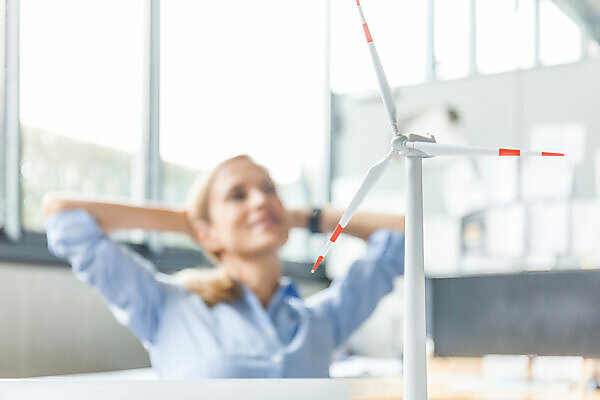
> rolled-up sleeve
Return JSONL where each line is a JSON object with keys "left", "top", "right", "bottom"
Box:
{"left": 305, "top": 229, "right": 405, "bottom": 349}
{"left": 45, "top": 209, "right": 167, "bottom": 345}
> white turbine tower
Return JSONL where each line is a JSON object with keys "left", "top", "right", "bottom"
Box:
{"left": 312, "top": 1, "right": 565, "bottom": 399}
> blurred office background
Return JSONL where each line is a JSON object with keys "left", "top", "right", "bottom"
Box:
{"left": 1, "top": 0, "right": 600, "bottom": 378}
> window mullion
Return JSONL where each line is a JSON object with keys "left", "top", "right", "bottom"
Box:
{"left": 141, "top": 0, "right": 162, "bottom": 253}
{"left": 534, "top": 0, "right": 541, "bottom": 67}
{"left": 3, "top": 0, "right": 21, "bottom": 242}
{"left": 469, "top": 0, "right": 477, "bottom": 75}
{"left": 147, "top": 0, "right": 160, "bottom": 205}
{"left": 426, "top": 0, "right": 436, "bottom": 81}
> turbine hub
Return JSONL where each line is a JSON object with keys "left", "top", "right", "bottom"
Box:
{"left": 392, "top": 133, "right": 437, "bottom": 157}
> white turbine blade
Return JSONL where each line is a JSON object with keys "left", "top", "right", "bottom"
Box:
{"left": 355, "top": 0, "right": 399, "bottom": 135}
{"left": 409, "top": 142, "right": 565, "bottom": 158}
{"left": 311, "top": 151, "right": 394, "bottom": 273}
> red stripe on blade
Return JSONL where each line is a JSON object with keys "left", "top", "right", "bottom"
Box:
{"left": 499, "top": 148, "right": 520, "bottom": 156}
{"left": 330, "top": 224, "right": 344, "bottom": 242}
{"left": 356, "top": 0, "right": 360, "bottom": 5}
{"left": 363, "top": 23, "right": 373, "bottom": 43}
{"left": 542, "top": 152, "right": 564, "bottom": 157}
{"left": 311, "top": 256, "right": 324, "bottom": 273}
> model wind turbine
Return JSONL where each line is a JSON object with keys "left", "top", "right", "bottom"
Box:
{"left": 311, "top": 1, "right": 564, "bottom": 399}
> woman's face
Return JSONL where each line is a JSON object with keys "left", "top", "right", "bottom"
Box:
{"left": 205, "top": 159, "right": 289, "bottom": 258}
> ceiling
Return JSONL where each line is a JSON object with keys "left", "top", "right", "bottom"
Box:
{"left": 553, "top": 0, "right": 600, "bottom": 43}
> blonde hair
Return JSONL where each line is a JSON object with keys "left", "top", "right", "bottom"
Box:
{"left": 175, "top": 268, "right": 242, "bottom": 308}
{"left": 175, "top": 155, "right": 256, "bottom": 307}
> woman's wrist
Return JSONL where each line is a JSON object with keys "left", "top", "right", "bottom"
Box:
{"left": 287, "top": 208, "right": 311, "bottom": 229}
{"left": 308, "top": 208, "right": 322, "bottom": 233}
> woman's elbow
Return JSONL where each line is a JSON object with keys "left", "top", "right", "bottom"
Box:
{"left": 42, "top": 193, "right": 66, "bottom": 218}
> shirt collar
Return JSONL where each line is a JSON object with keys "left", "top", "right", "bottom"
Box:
{"left": 267, "top": 277, "right": 301, "bottom": 313}
{"left": 237, "top": 277, "right": 301, "bottom": 311}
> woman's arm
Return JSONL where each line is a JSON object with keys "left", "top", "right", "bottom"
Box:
{"left": 43, "top": 206, "right": 176, "bottom": 345}
{"left": 42, "top": 193, "right": 193, "bottom": 236}
{"left": 305, "top": 230, "right": 405, "bottom": 349}
{"left": 288, "top": 207, "right": 404, "bottom": 240}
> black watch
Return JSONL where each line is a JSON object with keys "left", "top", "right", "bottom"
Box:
{"left": 308, "top": 208, "right": 321, "bottom": 234}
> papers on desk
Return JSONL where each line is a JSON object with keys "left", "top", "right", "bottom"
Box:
{"left": 481, "top": 354, "right": 530, "bottom": 379}
{"left": 446, "top": 355, "right": 582, "bottom": 395}
{"left": 531, "top": 356, "right": 584, "bottom": 382}
{"left": 447, "top": 376, "right": 572, "bottom": 394}
{"left": 481, "top": 354, "right": 583, "bottom": 382}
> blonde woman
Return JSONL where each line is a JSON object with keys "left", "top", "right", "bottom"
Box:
{"left": 42, "top": 155, "right": 405, "bottom": 378}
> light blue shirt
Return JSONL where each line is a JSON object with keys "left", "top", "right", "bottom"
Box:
{"left": 45, "top": 209, "right": 405, "bottom": 378}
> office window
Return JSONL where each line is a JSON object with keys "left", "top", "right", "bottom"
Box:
{"left": 20, "top": 0, "right": 145, "bottom": 231}
{"left": 476, "top": 0, "right": 535, "bottom": 74}
{"left": 434, "top": 0, "right": 470, "bottom": 80}
{"left": 539, "top": 0, "right": 582, "bottom": 65}
{"left": 160, "top": 0, "right": 328, "bottom": 259}
{"left": 329, "top": 0, "right": 427, "bottom": 93}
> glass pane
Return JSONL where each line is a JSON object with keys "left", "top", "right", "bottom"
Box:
{"left": 161, "top": 0, "right": 327, "bottom": 260}
{"left": 330, "top": 0, "right": 427, "bottom": 93}
{"left": 20, "top": 0, "right": 144, "bottom": 231}
{"left": 434, "top": 0, "right": 470, "bottom": 80}
{"left": 539, "top": 0, "right": 582, "bottom": 65}
{"left": 476, "top": 0, "right": 535, "bottom": 74}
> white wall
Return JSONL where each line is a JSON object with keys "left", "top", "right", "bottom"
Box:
{"left": 0, "top": 263, "right": 149, "bottom": 378}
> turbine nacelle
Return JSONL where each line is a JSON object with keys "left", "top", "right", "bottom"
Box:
{"left": 392, "top": 133, "right": 437, "bottom": 158}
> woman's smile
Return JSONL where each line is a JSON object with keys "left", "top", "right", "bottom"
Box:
{"left": 249, "top": 213, "right": 281, "bottom": 231}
